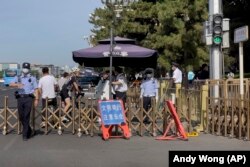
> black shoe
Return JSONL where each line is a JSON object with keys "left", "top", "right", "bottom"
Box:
{"left": 30, "top": 130, "right": 36, "bottom": 138}
{"left": 62, "top": 116, "right": 70, "bottom": 123}
{"left": 40, "top": 122, "right": 46, "bottom": 128}
{"left": 28, "top": 130, "right": 36, "bottom": 139}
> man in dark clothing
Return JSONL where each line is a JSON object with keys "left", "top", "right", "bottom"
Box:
{"left": 197, "top": 64, "right": 209, "bottom": 80}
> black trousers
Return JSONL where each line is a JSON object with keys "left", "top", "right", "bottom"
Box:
{"left": 42, "top": 98, "right": 57, "bottom": 109}
{"left": 115, "top": 91, "right": 126, "bottom": 107}
{"left": 142, "top": 96, "right": 154, "bottom": 123}
{"left": 143, "top": 96, "right": 153, "bottom": 112}
{"left": 17, "top": 97, "right": 33, "bottom": 138}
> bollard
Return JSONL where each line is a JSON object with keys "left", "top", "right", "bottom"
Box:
{"left": 175, "top": 83, "right": 181, "bottom": 98}
{"left": 170, "top": 93, "right": 175, "bottom": 104}
{"left": 196, "top": 83, "right": 208, "bottom": 132}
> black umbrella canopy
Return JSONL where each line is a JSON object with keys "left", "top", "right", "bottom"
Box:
{"left": 72, "top": 37, "right": 158, "bottom": 68}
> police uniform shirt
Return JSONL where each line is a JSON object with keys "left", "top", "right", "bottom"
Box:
{"left": 140, "top": 78, "right": 159, "bottom": 97}
{"left": 173, "top": 68, "right": 182, "bottom": 83}
{"left": 12, "top": 74, "right": 38, "bottom": 95}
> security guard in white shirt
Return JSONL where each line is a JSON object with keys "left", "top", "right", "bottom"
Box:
{"left": 172, "top": 62, "right": 182, "bottom": 85}
{"left": 172, "top": 62, "right": 182, "bottom": 97}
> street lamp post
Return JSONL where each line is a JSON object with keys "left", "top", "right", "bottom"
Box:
{"left": 101, "top": 0, "right": 136, "bottom": 99}
{"left": 109, "top": 26, "right": 114, "bottom": 99}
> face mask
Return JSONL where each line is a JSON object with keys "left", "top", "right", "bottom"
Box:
{"left": 146, "top": 74, "right": 152, "bottom": 78}
{"left": 22, "top": 68, "right": 29, "bottom": 74}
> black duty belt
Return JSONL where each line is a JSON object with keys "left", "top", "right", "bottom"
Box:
{"left": 143, "top": 95, "right": 155, "bottom": 97}
{"left": 19, "top": 94, "right": 32, "bottom": 98}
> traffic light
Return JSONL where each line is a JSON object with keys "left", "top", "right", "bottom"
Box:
{"left": 212, "top": 14, "right": 223, "bottom": 45}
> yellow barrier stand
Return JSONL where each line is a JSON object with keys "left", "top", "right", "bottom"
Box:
{"left": 175, "top": 83, "right": 181, "bottom": 98}
{"left": 186, "top": 131, "right": 199, "bottom": 137}
{"left": 195, "top": 83, "right": 208, "bottom": 133}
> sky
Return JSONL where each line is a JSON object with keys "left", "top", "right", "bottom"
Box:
{"left": 0, "top": 0, "right": 102, "bottom": 67}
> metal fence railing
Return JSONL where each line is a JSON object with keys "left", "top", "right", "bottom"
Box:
{"left": 203, "top": 79, "right": 250, "bottom": 141}
{"left": 2, "top": 79, "right": 249, "bottom": 141}
{"left": 0, "top": 95, "right": 166, "bottom": 137}
{"left": 205, "top": 97, "right": 250, "bottom": 140}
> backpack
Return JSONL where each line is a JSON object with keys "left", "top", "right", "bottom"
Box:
{"left": 58, "top": 77, "right": 68, "bottom": 91}
{"left": 61, "top": 77, "right": 72, "bottom": 91}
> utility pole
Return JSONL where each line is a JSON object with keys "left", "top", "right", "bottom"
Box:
{"left": 101, "top": 0, "right": 136, "bottom": 99}
{"left": 109, "top": 27, "right": 114, "bottom": 99}
{"left": 209, "top": 0, "right": 223, "bottom": 98}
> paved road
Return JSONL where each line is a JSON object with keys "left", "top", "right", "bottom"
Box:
{"left": 1, "top": 86, "right": 250, "bottom": 167}
{"left": 0, "top": 133, "right": 250, "bottom": 167}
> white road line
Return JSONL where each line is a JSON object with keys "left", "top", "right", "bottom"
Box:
{"left": 2, "top": 135, "right": 19, "bottom": 151}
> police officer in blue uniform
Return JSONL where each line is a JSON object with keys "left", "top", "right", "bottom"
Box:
{"left": 140, "top": 68, "right": 159, "bottom": 122}
{"left": 10, "top": 62, "right": 39, "bottom": 141}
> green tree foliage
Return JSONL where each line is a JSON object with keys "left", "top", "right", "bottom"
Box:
{"left": 89, "top": 0, "right": 208, "bottom": 71}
